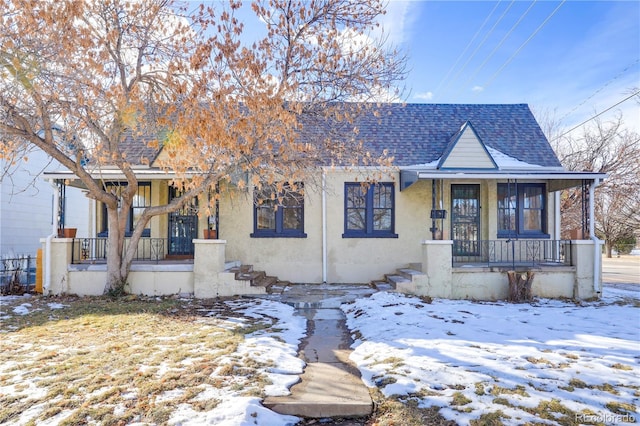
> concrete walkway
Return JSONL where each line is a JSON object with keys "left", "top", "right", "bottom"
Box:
{"left": 262, "top": 284, "right": 376, "bottom": 419}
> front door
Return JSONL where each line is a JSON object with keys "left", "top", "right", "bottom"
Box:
{"left": 168, "top": 214, "right": 197, "bottom": 255}
{"left": 451, "top": 184, "right": 480, "bottom": 256}
{"left": 168, "top": 187, "right": 198, "bottom": 256}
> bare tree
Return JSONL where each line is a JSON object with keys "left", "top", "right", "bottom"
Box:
{"left": 551, "top": 114, "right": 640, "bottom": 257}
{"left": 0, "top": 0, "right": 406, "bottom": 293}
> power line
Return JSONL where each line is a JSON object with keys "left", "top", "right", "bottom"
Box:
{"left": 558, "top": 58, "right": 640, "bottom": 123}
{"left": 552, "top": 89, "right": 640, "bottom": 142}
{"left": 442, "top": 0, "right": 516, "bottom": 96}
{"left": 453, "top": 0, "right": 537, "bottom": 98}
{"left": 481, "top": 0, "right": 566, "bottom": 90}
{"left": 433, "top": 1, "right": 502, "bottom": 96}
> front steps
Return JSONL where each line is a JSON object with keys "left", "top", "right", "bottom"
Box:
{"left": 226, "top": 263, "right": 290, "bottom": 294}
{"left": 372, "top": 265, "right": 425, "bottom": 293}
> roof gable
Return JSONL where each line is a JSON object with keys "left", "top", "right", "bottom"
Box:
{"left": 320, "top": 103, "right": 562, "bottom": 169}
{"left": 438, "top": 121, "right": 497, "bottom": 169}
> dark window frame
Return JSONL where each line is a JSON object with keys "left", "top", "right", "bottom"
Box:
{"left": 343, "top": 182, "right": 398, "bottom": 238}
{"left": 251, "top": 184, "right": 307, "bottom": 238}
{"left": 99, "top": 182, "right": 152, "bottom": 237}
{"left": 497, "top": 182, "right": 549, "bottom": 239}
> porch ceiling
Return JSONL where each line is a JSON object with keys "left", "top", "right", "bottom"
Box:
{"left": 400, "top": 169, "right": 607, "bottom": 191}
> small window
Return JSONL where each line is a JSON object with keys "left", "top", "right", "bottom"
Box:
{"left": 99, "top": 182, "right": 151, "bottom": 237}
{"left": 343, "top": 182, "right": 397, "bottom": 238}
{"left": 497, "top": 183, "right": 548, "bottom": 238}
{"left": 252, "top": 184, "right": 306, "bottom": 238}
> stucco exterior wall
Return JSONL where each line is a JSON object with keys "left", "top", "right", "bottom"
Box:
{"left": 324, "top": 170, "right": 431, "bottom": 283}
{"left": 218, "top": 171, "right": 563, "bottom": 284}
{"left": 220, "top": 169, "right": 434, "bottom": 284}
{"left": 220, "top": 176, "right": 324, "bottom": 283}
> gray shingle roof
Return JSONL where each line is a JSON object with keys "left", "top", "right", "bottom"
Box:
{"left": 120, "top": 103, "right": 561, "bottom": 169}
{"left": 119, "top": 131, "right": 161, "bottom": 165}
{"left": 334, "top": 103, "right": 561, "bottom": 168}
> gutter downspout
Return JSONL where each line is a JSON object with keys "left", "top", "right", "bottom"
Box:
{"left": 590, "top": 178, "right": 602, "bottom": 295}
{"left": 322, "top": 169, "right": 327, "bottom": 284}
{"left": 554, "top": 191, "right": 561, "bottom": 259}
{"left": 45, "top": 179, "right": 60, "bottom": 295}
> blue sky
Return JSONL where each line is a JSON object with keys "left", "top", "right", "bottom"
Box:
{"left": 382, "top": 0, "right": 640, "bottom": 134}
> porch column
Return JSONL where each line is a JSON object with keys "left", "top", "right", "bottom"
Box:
{"left": 41, "top": 237, "right": 73, "bottom": 296}
{"left": 589, "top": 178, "right": 603, "bottom": 295}
{"left": 571, "top": 240, "right": 598, "bottom": 299}
{"left": 420, "top": 240, "right": 453, "bottom": 298}
{"left": 193, "top": 239, "right": 226, "bottom": 298}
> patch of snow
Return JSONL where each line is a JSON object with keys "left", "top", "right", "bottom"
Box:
{"left": 342, "top": 290, "right": 640, "bottom": 425}
{"left": 47, "top": 302, "right": 67, "bottom": 310}
{"left": 487, "top": 146, "right": 544, "bottom": 169}
{"left": 169, "top": 397, "right": 299, "bottom": 426}
{"left": 12, "top": 303, "right": 32, "bottom": 315}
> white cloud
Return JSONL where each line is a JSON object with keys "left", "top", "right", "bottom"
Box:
{"left": 378, "top": 0, "right": 420, "bottom": 45}
{"left": 472, "top": 86, "right": 484, "bottom": 93}
{"left": 414, "top": 91, "right": 434, "bottom": 101}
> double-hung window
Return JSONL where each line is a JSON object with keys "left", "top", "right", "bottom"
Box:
{"left": 99, "top": 182, "right": 152, "bottom": 237}
{"left": 497, "top": 182, "right": 548, "bottom": 238}
{"left": 343, "top": 182, "right": 397, "bottom": 238}
{"left": 252, "top": 184, "right": 306, "bottom": 238}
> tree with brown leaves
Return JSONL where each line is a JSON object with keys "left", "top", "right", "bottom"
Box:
{"left": 0, "top": 0, "right": 406, "bottom": 293}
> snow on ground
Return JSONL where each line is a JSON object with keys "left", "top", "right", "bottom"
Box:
{"left": 2, "top": 284, "right": 638, "bottom": 425}
{"left": 167, "top": 299, "right": 305, "bottom": 426}
{"left": 0, "top": 296, "right": 304, "bottom": 426}
{"left": 342, "top": 286, "right": 640, "bottom": 425}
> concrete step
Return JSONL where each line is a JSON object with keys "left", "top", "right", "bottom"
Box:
{"left": 385, "top": 274, "right": 410, "bottom": 289}
{"left": 264, "top": 363, "right": 372, "bottom": 418}
{"left": 253, "top": 275, "right": 277, "bottom": 288}
{"left": 396, "top": 268, "right": 424, "bottom": 281}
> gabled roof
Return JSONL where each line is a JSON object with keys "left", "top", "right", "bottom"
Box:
{"left": 321, "top": 103, "right": 562, "bottom": 168}
{"left": 58, "top": 103, "right": 563, "bottom": 170}
{"left": 437, "top": 121, "right": 498, "bottom": 170}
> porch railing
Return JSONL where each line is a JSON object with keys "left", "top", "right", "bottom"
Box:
{"left": 452, "top": 239, "right": 572, "bottom": 268}
{"left": 71, "top": 238, "right": 170, "bottom": 264}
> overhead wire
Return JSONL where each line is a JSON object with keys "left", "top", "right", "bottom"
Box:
{"left": 432, "top": 1, "right": 502, "bottom": 97}
{"left": 551, "top": 89, "right": 640, "bottom": 142}
{"left": 480, "top": 0, "right": 566, "bottom": 91}
{"left": 452, "top": 0, "right": 537, "bottom": 98}
{"left": 441, "top": 0, "right": 516, "bottom": 96}
{"left": 557, "top": 58, "right": 640, "bottom": 123}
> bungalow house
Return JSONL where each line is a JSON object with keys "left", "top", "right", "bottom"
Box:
{"left": 41, "top": 103, "right": 606, "bottom": 300}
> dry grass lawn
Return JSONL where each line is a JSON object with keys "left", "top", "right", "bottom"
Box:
{"left": 0, "top": 295, "right": 273, "bottom": 425}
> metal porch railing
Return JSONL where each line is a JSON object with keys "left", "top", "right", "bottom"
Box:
{"left": 71, "top": 238, "right": 170, "bottom": 264}
{"left": 452, "top": 239, "right": 572, "bottom": 268}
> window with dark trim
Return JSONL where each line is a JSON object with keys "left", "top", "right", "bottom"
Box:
{"left": 251, "top": 184, "right": 306, "bottom": 238}
{"left": 343, "top": 182, "right": 397, "bottom": 238}
{"left": 99, "top": 182, "right": 151, "bottom": 237}
{"left": 497, "top": 182, "right": 548, "bottom": 238}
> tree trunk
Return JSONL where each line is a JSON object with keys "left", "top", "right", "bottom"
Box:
{"left": 104, "top": 208, "right": 129, "bottom": 295}
{"left": 507, "top": 270, "right": 534, "bottom": 302}
{"left": 605, "top": 241, "right": 613, "bottom": 258}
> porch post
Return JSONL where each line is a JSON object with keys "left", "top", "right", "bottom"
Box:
{"left": 589, "top": 178, "right": 603, "bottom": 295}
{"left": 193, "top": 239, "right": 226, "bottom": 298}
{"left": 420, "top": 240, "right": 453, "bottom": 298}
